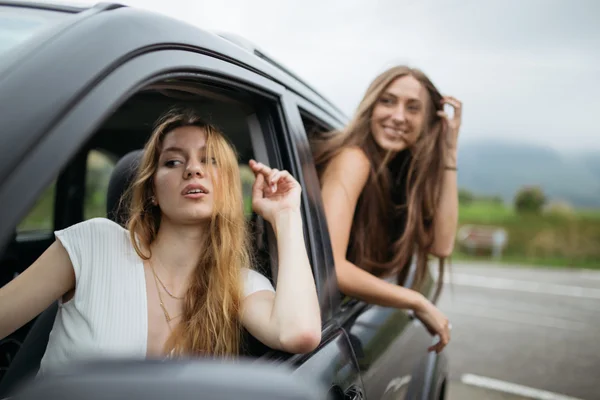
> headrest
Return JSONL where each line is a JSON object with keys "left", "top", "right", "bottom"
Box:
{"left": 106, "top": 150, "right": 143, "bottom": 226}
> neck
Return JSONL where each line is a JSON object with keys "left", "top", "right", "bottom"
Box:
{"left": 149, "top": 217, "right": 209, "bottom": 282}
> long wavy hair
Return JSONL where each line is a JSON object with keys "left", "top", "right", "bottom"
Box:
{"left": 125, "top": 106, "right": 250, "bottom": 357}
{"left": 311, "top": 66, "right": 448, "bottom": 300}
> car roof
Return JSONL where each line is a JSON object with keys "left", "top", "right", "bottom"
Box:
{"left": 0, "top": 0, "right": 349, "bottom": 123}
{"left": 0, "top": 0, "right": 90, "bottom": 13}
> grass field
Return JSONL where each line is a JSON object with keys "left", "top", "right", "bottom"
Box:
{"left": 455, "top": 201, "right": 600, "bottom": 269}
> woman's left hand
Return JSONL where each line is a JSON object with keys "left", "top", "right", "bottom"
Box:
{"left": 249, "top": 160, "right": 302, "bottom": 225}
{"left": 437, "top": 96, "right": 462, "bottom": 149}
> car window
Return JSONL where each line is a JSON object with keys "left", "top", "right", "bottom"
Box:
{"left": 84, "top": 150, "right": 116, "bottom": 220}
{"left": 239, "top": 164, "right": 254, "bottom": 217}
{"left": 17, "top": 180, "right": 56, "bottom": 234}
{"left": 300, "top": 110, "right": 333, "bottom": 138}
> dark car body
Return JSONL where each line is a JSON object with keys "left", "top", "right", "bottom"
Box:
{"left": 0, "top": 2, "right": 448, "bottom": 399}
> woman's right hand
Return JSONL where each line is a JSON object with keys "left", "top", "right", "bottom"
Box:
{"left": 413, "top": 298, "right": 451, "bottom": 353}
{"left": 249, "top": 160, "right": 302, "bottom": 227}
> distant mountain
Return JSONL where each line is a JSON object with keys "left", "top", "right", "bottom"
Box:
{"left": 457, "top": 139, "right": 600, "bottom": 208}
{"left": 579, "top": 152, "right": 600, "bottom": 181}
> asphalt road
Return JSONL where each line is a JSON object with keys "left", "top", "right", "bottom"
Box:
{"left": 437, "top": 262, "right": 600, "bottom": 400}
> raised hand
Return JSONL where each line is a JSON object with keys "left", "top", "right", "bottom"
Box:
{"left": 249, "top": 160, "right": 302, "bottom": 225}
{"left": 437, "top": 96, "right": 463, "bottom": 150}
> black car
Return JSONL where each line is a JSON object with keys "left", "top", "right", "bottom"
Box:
{"left": 0, "top": 2, "right": 448, "bottom": 399}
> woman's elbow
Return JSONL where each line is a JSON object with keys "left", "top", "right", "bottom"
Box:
{"left": 430, "top": 240, "right": 455, "bottom": 258}
{"left": 333, "top": 260, "right": 353, "bottom": 295}
{"left": 279, "top": 326, "right": 322, "bottom": 354}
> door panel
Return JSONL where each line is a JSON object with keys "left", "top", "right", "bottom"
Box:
{"left": 342, "top": 266, "right": 444, "bottom": 400}
{"left": 292, "top": 326, "right": 364, "bottom": 400}
{"left": 338, "top": 300, "right": 431, "bottom": 400}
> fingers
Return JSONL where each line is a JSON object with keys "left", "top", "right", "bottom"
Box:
{"left": 249, "top": 159, "right": 272, "bottom": 176}
{"left": 250, "top": 160, "right": 298, "bottom": 194}
{"left": 441, "top": 96, "right": 462, "bottom": 119}
{"left": 251, "top": 171, "right": 265, "bottom": 200}
{"left": 441, "top": 96, "right": 461, "bottom": 108}
{"left": 269, "top": 169, "right": 280, "bottom": 193}
{"left": 436, "top": 110, "right": 449, "bottom": 121}
{"left": 250, "top": 160, "right": 276, "bottom": 192}
{"left": 428, "top": 320, "right": 451, "bottom": 353}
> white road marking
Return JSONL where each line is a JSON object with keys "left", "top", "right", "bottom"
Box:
{"left": 443, "top": 273, "right": 600, "bottom": 300}
{"left": 461, "top": 374, "right": 584, "bottom": 400}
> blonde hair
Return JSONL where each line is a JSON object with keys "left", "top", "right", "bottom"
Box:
{"left": 125, "top": 106, "right": 250, "bottom": 357}
{"left": 312, "top": 66, "right": 448, "bottom": 301}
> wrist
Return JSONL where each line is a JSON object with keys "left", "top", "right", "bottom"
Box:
{"left": 270, "top": 208, "right": 302, "bottom": 233}
{"left": 409, "top": 292, "right": 429, "bottom": 312}
{"left": 445, "top": 149, "right": 457, "bottom": 165}
{"left": 397, "top": 289, "right": 428, "bottom": 312}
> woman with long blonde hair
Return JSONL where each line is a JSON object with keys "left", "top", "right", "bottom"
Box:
{"left": 312, "top": 66, "right": 461, "bottom": 353}
{"left": 0, "top": 107, "right": 321, "bottom": 375}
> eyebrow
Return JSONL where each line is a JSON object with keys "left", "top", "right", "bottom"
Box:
{"left": 162, "top": 146, "right": 185, "bottom": 155}
{"left": 161, "top": 146, "right": 208, "bottom": 156}
{"left": 382, "top": 91, "right": 422, "bottom": 103}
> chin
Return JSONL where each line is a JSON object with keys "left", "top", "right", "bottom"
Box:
{"left": 388, "top": 143, "right": 408, "bottom": 153}
{"left": 166, "top": 209, "right": 213, "bottom": 225}
{"left": 378, "top": 139, "right": 408, "bottom": 153}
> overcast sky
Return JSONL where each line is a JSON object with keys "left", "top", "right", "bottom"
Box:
{"left": 54, "top": 0, "right": 600, "bottom": 151}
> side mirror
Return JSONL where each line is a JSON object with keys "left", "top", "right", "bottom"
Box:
{"left": 10, "top": 358, "right": 327, "bottom": 400}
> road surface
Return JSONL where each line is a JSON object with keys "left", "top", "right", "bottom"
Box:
{"left": 437, "top": 262, "right": 600, "bottom": 400}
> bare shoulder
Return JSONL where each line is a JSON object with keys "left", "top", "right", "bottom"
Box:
{"left": 322, "top": 146, "right": 371, "bottom": 192}
{"left": 331, "top": 146, "right": 370, "bottom": 170}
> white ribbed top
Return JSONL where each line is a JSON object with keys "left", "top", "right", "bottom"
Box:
{"left": 38, "top": 218, "right": 274, "bottom": 376}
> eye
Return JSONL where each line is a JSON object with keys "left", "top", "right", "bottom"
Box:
{"left": 407, "top": 104, "right": 422, "bottom": 113}
{"left": 164, "top": 159, "right": 183, "bottom": 167}
{"left": 379, "top": 97, "right": 394, "bottom": 105}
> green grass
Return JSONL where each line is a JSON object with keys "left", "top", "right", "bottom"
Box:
{"left": 459, "top": 201, "right": 514, "bottom": 223}
{"left": 576, "top": 209, "right": 600, "bottom": 220}
{"left": 457, "top": 200, "right": 600, "bottom": 269}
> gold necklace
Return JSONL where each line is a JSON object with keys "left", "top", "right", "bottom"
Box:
{"left": 151, "top": 259, "right": 185, "bottom": 300}
{"left": 150, "top": 263, "right": 181, "bottom": 324}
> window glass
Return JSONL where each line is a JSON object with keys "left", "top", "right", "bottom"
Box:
{"left": 84, "top": 150, "right": 115, "bottom": 220}
{"left": 17, "top": 181, "right": 56, "bottom": 233}
{"left": 239, "top": 164, "right": 254, "bottom": 217}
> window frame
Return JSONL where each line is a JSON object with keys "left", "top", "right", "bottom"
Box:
{"left": 1, "top": 47, "right": 336, "bottom": 323}
{"left": 277, "top": 92, "right": 350, "bottom": 322}
{"left": 0, "top": 49, "right": 282, "bottom": 239}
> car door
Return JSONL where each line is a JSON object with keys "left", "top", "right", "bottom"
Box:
{"left": 336, "top": 270, "right": 442, "bottom": 400}
{"left": 282, "top": 94, "right": 446, "bottom": 400}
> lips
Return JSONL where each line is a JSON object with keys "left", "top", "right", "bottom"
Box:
{"left": 181, "top": 183, "right": 209, "bottom": 196}
{"left": 383, "top": 126, "right": 407, "bottom": 137}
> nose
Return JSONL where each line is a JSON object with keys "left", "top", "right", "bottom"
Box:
{"left": 391, "top": 105, "right": 406, "bottom": 125}
{"left": 184, "top": 161, "right": 204, "bottom": 178}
